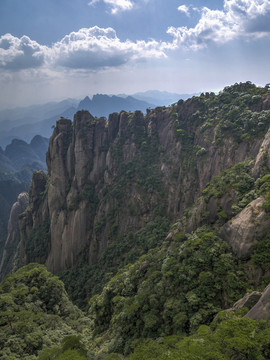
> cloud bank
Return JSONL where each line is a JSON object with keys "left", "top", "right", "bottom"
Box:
{"left": 51, "top": 27, "right": 166, "bottom": 69}
{"left": 169, "top": 0, "right": 270, "bottom": 50}
{"left": 1, "top": 1, "right": 270, "bottom": 73}
{"left": 0, "top": 27, "right": 166, "bottom": 72}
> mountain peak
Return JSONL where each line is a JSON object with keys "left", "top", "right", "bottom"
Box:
{"left": 78, "top": 96, "right": 92, "bottom": 110}
{"left": 76, "top": 93, "right": 154, "bottom": 117}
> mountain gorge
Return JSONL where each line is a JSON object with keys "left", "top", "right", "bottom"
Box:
{"left": 1, "top": 82, "right": 270, "bottom": 359}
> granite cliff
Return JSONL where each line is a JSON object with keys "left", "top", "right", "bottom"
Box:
{"left": 2, "top": 82, "right": 270, "bottom": 359}
{"left": 0, "top": 192, "right": 28, "bottom": 280}
{"left": 17, "top": 83, "right": 270, "bottom": 282}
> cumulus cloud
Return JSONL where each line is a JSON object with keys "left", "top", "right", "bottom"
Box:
{"left": 0, "top": 27, "right": 166, "bottom": 72}
{"left": 88, "top": 0, "right": 133, "bottom": 14}
{"left": 169, "top": 0, "right": 270, "bottom": 50}
{"left": 2, "top": 1, "right": 269, "bottom": 72}
{"left": 50, "top": 26, "right": 166, "bottom": 70}
{"left": 177, "top": 5, "right": 190, "bottom": 16}
{"left": 0, "top": 34, "right": 46, "bottom": 70}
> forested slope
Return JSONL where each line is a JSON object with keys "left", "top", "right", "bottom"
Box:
{"left": 1, "top": 82, "right": 270, "bottom": 359}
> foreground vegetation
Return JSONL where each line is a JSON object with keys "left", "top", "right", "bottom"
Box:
{"left": 1, "top": 262, "right": 270, "bottom": 359}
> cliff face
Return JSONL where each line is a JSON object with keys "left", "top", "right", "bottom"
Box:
{"left": 18, "top": 84, "right": 270, "bottom": 275}
{"left": 0, "top": 192, "right": 28, "bottom": 280}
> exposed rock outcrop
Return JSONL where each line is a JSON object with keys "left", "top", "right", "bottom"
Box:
{"left": 230, "top": 291, "right": 262, "bottom": 312}
{"left": 0, "top": 192, "right": 29, "bottom": 280}
{"left": 16, "top": 85, "right": 270, "bottom": 275}
{"left": 245, "top": 283, "right": 270, "bottom": 320}
{"left": 221, "top": 197, "right": 269, "bottom": 258}
{"left": 252, "top": 127, "right": 270, "bottom": 178}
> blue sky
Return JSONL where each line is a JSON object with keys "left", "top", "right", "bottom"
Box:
{"left": 0, "top": 0, "right": 270, "bottom": 108}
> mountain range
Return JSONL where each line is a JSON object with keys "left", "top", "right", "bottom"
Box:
{"left": 0, "top": 91, "right": 194, "bottom": 148}
{"left": 1, "top": 82, "right": 270, "bottom": 359}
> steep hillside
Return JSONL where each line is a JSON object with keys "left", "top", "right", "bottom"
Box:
{"left": 0, "top": 172, "right": 28, "bottom": 259}
{"left": 0, "top": 135, "right": 49, "bottom": 275}
{"left": 0, "top": 264, "right": 88, "bottom": 360}
{"left": 14, "top": 82, "right": 270, "bottom": 308}
{"left": 0, "top": 192, "right": 29, "bottom": 280}
{"left": 1, "top": 81, "right": 270, "bottom": 359}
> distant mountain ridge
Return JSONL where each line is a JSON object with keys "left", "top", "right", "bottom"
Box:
{"left": 131, "top": 90, "right": 199, "bottom": 106}
{"left": 0, "top": 99, "right": 78, "bottom": 133}
{"left": 77, "top": 94, "right": 155, "bottom": 117}
{"left": 0, "top": 91, "right": 196, "bottom": 147}
{"left": 0, "top": 101, "right": 77, "bottom": 147}
{"left": 1, "top": 135, "right": 49, "bottom": 172}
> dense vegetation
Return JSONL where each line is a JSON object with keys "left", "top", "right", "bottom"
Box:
{"left": 129, "top": 313, "right": 270, "bottom": 360}
{"left": 87, "top": 227, "right": 249, "bottom": 355}
{"left": 0, "top": 264, "right": 90, "bottom": 360}
{"left": 60, "top": 216, "right": 170, "bottom": 309}
{"left": 0, "top": 239, "right": 270, "bottom": 359}
{"left": 1, "top": 82, "right": 270, "bottom": 359}
{"left": 190, "top": 81, "right": 270, "bottom": 144}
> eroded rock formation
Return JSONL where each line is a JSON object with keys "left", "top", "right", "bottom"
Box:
{"left": 16, "top": 87, "right": 270, "bottom": 275}
{"left": 0, "top": 192, "right": 29, "bottom": 280}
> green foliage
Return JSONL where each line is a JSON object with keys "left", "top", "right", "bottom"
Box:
{"left": 60, "top": 216, "right": 170, "bottom": 309}
{"left": 38, "top": 335, "right": 87, "bottom": 360}
{"left": 200, "top": 160, "right": 261, "bottom": 219}
{"left": 262, "top": 192, "right": 270, "bottom": 213}
{"left": 25, "top": 222, "right": 50, "bottom": 261}
{"left": 101, "top": 353, "right": 124, "bottom": 360}
{"left": 68, "top": 181, "right": 99, "bottom": 211}
{"left": 251, "top": 236, "right": 270, "bottom": 271}
{"left": 88, "top": 228, "right": 248, "bottom": 354}
{"left": 129, "top": 315, "right": 270, "bottom": 360}
{"left": 203, "top": 162, "right": 254, "bottom": 202}
{"left": 0, "top": 264, "right": 86, "bottom": 360}
{"left": 195, "top": 146, "right": 207, "bottom": 156}
{"left": 3, "top": 82, "right": 270, "bottom": 360}
{"left": 106, "top": 123, "right": 163, "bottom": 204}
{"left": 196, "top": 82, "right": 270, "bottom": 143}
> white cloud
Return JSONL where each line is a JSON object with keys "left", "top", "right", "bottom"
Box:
{"left": 0, "top": 27, "right": 166, "bottom": 72}
{"left": 2, "top": 1, "right": 269, "bottom": 73}
{"left": 177, "top": 5, "right": 190, "bottom": 16}
{"left": 50, "top": 27, "right": 165, "bottom": 69}
{"left": 49, "top": 26, "right": 166, "bottom": 70}
{"left": 88, "top": 0, "right": 133, "bottom": 14}
{"left": 169, "top": 0, "right": 270, "bottom": 50}
{"left": 0, "top": 33, "right": 47, "bottom": 70}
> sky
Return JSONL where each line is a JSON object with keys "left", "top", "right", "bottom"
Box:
{"left": 0, "top": 0, "right": 270, "bottom": 109}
